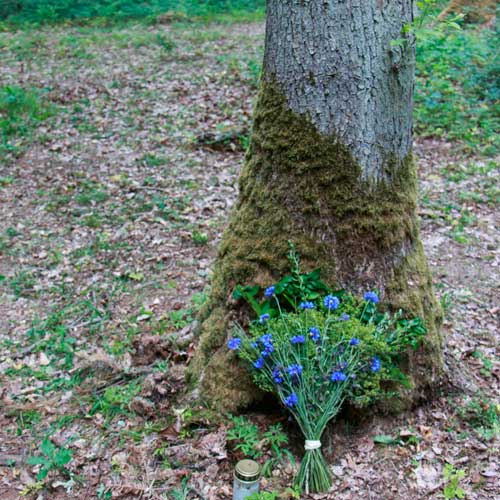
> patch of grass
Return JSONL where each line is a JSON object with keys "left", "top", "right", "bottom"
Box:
{"left": 24, "top": 300, "right": 106, "bottom": 371}
{"left": 191, "top": 229, "right": 209, "bottom": 246}
{"left": 415, "top": 24, "right": 499, "bottom": 155}
{"left": 89, "top": 379, "right": 142, "bottom": 420}
{"left": 219, "top": 53, "right": 262, "bottom": 89}
{"left": 167, "top": 308, "right": 193, "bottom": 329}
{"left": 0, "top": 85, "right": 56, "bottom": 158}
{"left": 13, "top": 410, "right": 42, "bottom": 435}
{"left": 457, "top": 395, "right": 500, "bottom": 441}
{"left": 75, "top": 180, "right": 109, "bottom": 206}
{"left": 472, "top": 350, "right": 494, "bottom": 378}
{"left": 449, "top": 209, "right": 476, "bottom": 245}
{"left": 70, "top": 234, "right": 132, "bottom": 261}
{"left": 80, "top": 213, "right": 103, "bottom": 228}
{"left": 8, "top": 270, "right": 37, "bottom": 298}
{"left": 0, "top": 176, "right": 15, "bottom": 187}
{"left": 443, "top": 161, "right": 497, "bottom": 183}
{"left": 139, "top": 152, "right": 168, "bottom": 167}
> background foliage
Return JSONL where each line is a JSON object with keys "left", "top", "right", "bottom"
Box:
{"left": 0, "top": 0, "right": 265, "bottom": 25}
{"left": 415, "top": 22, "right": 499, "bottom": 155}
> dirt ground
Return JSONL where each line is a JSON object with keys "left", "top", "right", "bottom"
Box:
{"left": 0, "top": 20, "right": 498, "bottom": 500}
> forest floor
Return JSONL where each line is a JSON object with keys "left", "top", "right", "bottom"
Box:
{"left": 0, "top": 20, "right": 498, "bottom": 500}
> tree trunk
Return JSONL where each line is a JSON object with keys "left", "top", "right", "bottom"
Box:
{"left": 188, "top": 0, "right": 443, "bottom": 412}
{"left": 438, "top": 0, "right": 497, "bottom": 24}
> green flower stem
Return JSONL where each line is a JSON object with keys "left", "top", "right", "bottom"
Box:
{"left": 295, "top": 448, "right": 332, "bottom": 494}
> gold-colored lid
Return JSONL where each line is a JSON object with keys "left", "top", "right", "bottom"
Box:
{"left": 235, "top": 459, "right": 260, "bottom": 482}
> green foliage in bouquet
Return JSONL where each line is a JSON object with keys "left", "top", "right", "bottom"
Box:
{"left": 233, "top": 245, "right": 329, "bottom": 318}
{"left": 228, "top": 251, "right": 427, "bottom": 493}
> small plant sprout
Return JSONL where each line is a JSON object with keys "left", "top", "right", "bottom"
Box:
{"left": 27, "top": 439, "right": 72, "bottom": 480}
{"left": 443, "top": 464, "right": 466, "bottom": 499}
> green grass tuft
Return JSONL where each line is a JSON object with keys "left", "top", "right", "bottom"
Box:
{"left": 0, "top": 85, "right": 56, "bottom": 157}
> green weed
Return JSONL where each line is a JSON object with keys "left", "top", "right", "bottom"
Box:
{"left": 24, "top": 300, "right": 106, "bottom": 370}
{"left": 140, "top": 153, "right": 167, "bottom": 167}
{"left": 0, "top": 176, "right": 15, "bottom": 187}
{"left": 27, "top": 439, "right": 73, "bottom": 480}
{"left": 442, "top": 464, "right": 466, "bottom": 499}
{"left": 96, "top": 484, "right": 113, "bottom": 499}
{"left": 226, "top": 415, "right": 293, "bottom": 476}
{"left": 247, "top": 493, "right": 279, "bottom": 500}
{"left": 89, "top": 379, "right": 142, "bottom": 420}
{"left": 227, "top": 414, "right": 261, "bottom": 458}
{"left": 81, "top": 213, "right": 103, "bottom": 228}
{"left": 191, "top": 229, "right": 208, "bottom": 246}
{"left": 439, "top": 290, "right": 453, "bottom": 319}
{"left": 168, "top": 477, "right": 192, "bottom": 500}
{"left": 14, "top": 410, "right": 42, "bottom": 435}
{"left": 472, "top": 350, "right": 494, "bottom": 378}
{"left": 457, "top": 395, "right": 500, "bottom": 441}
{"left": 8, "top": 270, "right": 37, "bottom": 298}
{"left": 449, "top": 209, "right": 476, "bottom": 244}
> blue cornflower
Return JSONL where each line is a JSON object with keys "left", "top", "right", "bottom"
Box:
{"left": 259, "top": 334, "right": 273, "bottom": 351}
{"left": 364, "top": 291, "right": 380, "bottom": 304}
{"left": 284, "top": 393, "right": 298, "bottom": 408}
{"left": 259, "top": 313, "right": 270, "bottom": 324}
{"left": 251, "top": 342, "right": 258, "bottom": 349}
{"left": 291, "top": 335, "right": 305, "bottom": 344}
{"left": 330, "top": 371, "right": 347, "bottom": 382}
{"left": 287, "top": 364, "right": 303, "bottom": 378}
{"left": 299, "top": 301, "right": 315, "bottom": 310}
{"left": 340, "top": 313, "right": 350, "bottom": 321}
{"left": 272, "top": 367, "right": 283, "bottom": 384}
{"left": 227, "top": 338, "right": 241, "bottom": 350}
{"left": 309, "top": 327, "right": 321, "bottom": 342}
{"left": 324, "top": 295, "right": 340, "bottom": 310}
{"left": 253, "top": 357, "right": 264, "bottom": 369}
{"left": 261, "top": 344, "right": 274, "bottom": 357}
{"left": 349, "top": 337, "right": 360, "bottom": 346}
{"left": 264, "top": 286, "right": 275, "bottom": 298}
{"left": 371, "top": 356, "right": 381, "bottom": 372}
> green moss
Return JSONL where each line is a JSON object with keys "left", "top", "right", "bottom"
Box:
{"left": 188, "top": 80, "right": 442, "bottom": 412}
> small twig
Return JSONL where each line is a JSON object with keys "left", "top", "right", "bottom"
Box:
{"left": 131, "top": 186, "right": 171, "bottom": 194}
{"left": 70, "top": 317, "right": 103, "bottom": 331}
{"left": 92, "top": 367, "right": 152, "bottom": 395}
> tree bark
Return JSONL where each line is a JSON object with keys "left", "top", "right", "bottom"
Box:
{"left": 188, "top": 0, "right": 443, "bottom": 412}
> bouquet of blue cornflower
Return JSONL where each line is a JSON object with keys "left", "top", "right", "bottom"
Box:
{"left": 228, "top": 288, "right": 426, "bottom": 494}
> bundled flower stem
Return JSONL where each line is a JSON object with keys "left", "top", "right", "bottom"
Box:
{"left": 228, "top": 290, "right": 426, "bottom": 494}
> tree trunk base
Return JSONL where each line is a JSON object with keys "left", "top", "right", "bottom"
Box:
{"left": 187, "top": 82, "right": 443, "bottom": 413}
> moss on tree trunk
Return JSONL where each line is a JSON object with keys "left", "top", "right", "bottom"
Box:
{"left": 187, "top": 82, "right": 443, "bottom": 412}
